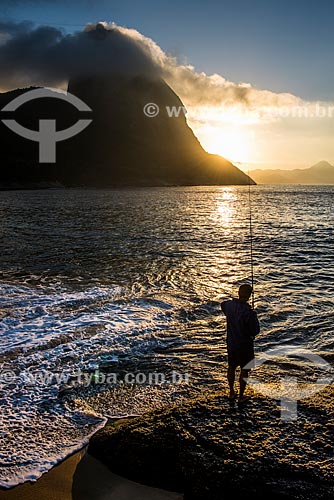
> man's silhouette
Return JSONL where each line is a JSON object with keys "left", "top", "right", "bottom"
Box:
{"left": 221, "top": 284, "right": 260, "bottom": 403}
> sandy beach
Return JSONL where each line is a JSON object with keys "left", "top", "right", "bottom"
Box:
{"left": 0, "top": 451, "right": 84, "bottom": 500}
{"left": 0, "top": 449, "right": 183, "bottom": 500}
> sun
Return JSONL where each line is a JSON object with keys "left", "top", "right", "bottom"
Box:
{"left": 196, "top": 125, "right": 253, "bottom": 164}
{"left": 186, "top": 106, "right": 257, "bottom": 164}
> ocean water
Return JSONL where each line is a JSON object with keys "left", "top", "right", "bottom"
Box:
{"left": 0, "top": 185, "right": 333, "bottom": 488}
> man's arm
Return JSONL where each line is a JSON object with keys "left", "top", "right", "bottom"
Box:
{"left": 248, "top": 310, "right": 260, "bottom": 338}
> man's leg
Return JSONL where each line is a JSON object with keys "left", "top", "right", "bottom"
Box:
{"left": 227, "top": 365, "right": 237, "bottom": 398}
{"left": 239, "top": 369, "right": 250, "bottom": 400}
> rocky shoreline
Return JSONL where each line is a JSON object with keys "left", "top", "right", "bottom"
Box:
{"left": 89, "top": 389, "right": 333, "bottom": 500}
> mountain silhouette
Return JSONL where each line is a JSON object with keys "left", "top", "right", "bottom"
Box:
{"left": 250, "top": 161, "right": 334, "bottom": 184}
{"left": 0, "top": 76, "right": 254, "bottom": 188}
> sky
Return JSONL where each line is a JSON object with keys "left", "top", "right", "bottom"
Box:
{"left": 0, "top": 0, "right": 333, "bottom": 169}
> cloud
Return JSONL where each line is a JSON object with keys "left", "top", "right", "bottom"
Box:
{"left": 0, "top": 20, "right": 311, "bottom": 114}
{"left": 0, "top": 21, "right": 165, "bottom": 89}
{"left": 0, "top": 21, "right": 331, "bottom": 118}
{"left": 0, "top": 20, "right": 33, "bottom": 35}
{"left": 164, "top": 63, "right": 303, "bottom": 110}
{"left": 0, "top": 20, "right": 332, "bottom": 166}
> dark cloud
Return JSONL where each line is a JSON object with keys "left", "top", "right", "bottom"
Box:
{"left": 0, "top": 20, "right": 34, "bottom": 34}
{"left": 0, "top": 19, "right": 303, "bottom": 111}
{"left": 0, "top": 21, "right": 163, "bottom": 90}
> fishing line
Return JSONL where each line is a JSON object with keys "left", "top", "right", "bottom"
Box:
{"left": 248, "top": 170, "right": 255, "bottom": 309}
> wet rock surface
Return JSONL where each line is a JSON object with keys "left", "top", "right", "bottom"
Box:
{"left": 89, "top": 389, "right": 333, "bottom": 500}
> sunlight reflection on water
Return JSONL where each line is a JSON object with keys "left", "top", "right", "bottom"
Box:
{"left": 0, "top": 185, "right": 333, "bottom": 487}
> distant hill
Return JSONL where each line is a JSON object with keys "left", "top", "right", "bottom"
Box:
{"left": 250, "top": 161, "right": 334, "bottom": 184}
{"left": 0, "top": 76, "right": 254, "bottom": 189}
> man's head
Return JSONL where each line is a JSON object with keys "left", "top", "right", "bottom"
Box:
{"left": 238, "top": 284, "right": 253, "bottom": 302}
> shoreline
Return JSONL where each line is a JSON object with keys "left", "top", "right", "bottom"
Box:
{"left": 0, "top": 447, "right": 183, "bottom": 500}
{"left": 0, "top": 387, "right": 333, "bottom": 499}
{"left": 0, "top": 450, "right": 84, "bottom": 500}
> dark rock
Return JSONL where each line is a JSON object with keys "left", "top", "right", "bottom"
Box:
{"left": 89, "top": 391, "right": 334, "bottom": 499}
{"left": 0, "top": 76, "right": 255, "bottom": 188}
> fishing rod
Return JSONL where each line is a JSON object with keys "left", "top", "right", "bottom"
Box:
{"left": 248, "top": 170, "right": 255, "bottom": 309}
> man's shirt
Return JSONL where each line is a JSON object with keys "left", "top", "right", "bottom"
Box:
{"left": 221, "top": 298, "right": 260, "bottom": 351}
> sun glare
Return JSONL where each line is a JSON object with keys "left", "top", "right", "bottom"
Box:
{"left": 196, "top": 126, "right": 254, "bottom": 164}
{"left": 215, "top": 189, "right": 236, "bottom": 225}
{"left": 185, "top": 105, "right": 258, "bottom": 164}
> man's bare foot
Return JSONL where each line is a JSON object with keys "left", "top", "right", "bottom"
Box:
{"left": 238, "top": 395, "right": 250, "bottom": 404}
{"left": 228, "top": 390, "right": 238, "bottom": 401}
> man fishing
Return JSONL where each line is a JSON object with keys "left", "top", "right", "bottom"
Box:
{"left": 221, "top": 284, "right": 260, "bottom": 403}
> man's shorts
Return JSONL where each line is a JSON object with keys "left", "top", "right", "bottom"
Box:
{"left": 227, "top": 347, "right": 254, "bottom": 369}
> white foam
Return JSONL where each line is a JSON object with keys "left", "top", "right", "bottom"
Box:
{"left": 0, "top": 282, "right": 182, "bottom": 488}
